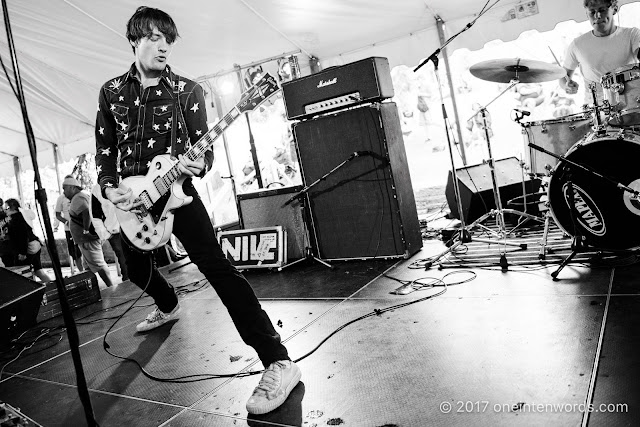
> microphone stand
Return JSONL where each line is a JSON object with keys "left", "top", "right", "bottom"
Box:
{"left": 1, "top": 2, "right": 96, "bottom": 425}
{"left": 280, "top": 151, "right": 374, "bottom": 269}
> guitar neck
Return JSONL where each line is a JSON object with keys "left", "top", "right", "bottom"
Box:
{"left": 185, "top": 106, "right": 242, "bottom": 163}
{"left": 161, "top": 106, "right": 242, "bottom": 189}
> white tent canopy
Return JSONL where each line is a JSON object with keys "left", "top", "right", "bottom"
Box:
{"left": 0, "top": 0, "right": 635, "bottom": 177}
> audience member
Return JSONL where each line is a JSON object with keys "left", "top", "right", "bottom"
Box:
{"left": 55, "top": 176, "right": 84, "bottom": 274}
{"left": 4, "top": 198, "right": 52, "bottom": 282}
{"left": 64, "top": 177, "right": 114, "bottom": 288}
{"left": 90, "top": 184, "right": 128, "bottom": 281}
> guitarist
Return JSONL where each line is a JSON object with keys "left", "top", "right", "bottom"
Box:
{"left": 94, "top": 6, "right": 300, "bottom": 415}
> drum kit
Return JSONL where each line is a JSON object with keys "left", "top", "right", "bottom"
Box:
{"left": 455, "top": 58, "right": 640, "bottom": 277}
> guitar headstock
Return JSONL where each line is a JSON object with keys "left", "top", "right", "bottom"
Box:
{"left": 237, "top": 73, "right": 280, "bottom": 113}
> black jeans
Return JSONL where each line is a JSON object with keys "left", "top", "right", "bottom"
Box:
{"left": 108, "top": 233, "right": 128, "bottom": 280}
{"left": 121, "top": 180, "right": 289, "bottom": 367}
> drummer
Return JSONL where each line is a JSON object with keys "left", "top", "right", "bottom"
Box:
{"left": 560, "top": 0, "right": 640, "bottom": 104}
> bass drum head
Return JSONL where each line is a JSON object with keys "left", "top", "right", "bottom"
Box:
{"left": 548, "top": 132, "right": 640, "bottom": 251}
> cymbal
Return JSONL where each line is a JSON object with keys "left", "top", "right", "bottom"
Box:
{"left": 470, "top": 58, "right": 566, "bottom": 83}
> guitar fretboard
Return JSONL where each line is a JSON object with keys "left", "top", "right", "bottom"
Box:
{"left": 153, "top": 106, "right": 242, "bottom": 197}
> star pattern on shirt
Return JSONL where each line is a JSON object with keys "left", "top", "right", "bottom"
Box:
{"left": 166, "top": 146, "right": 171, "bottom": 154}
{"left": 164, "top": 121, "right": 171, "bottom": 130}
{"left": 96, "top": 165, "right": 102, "bottom": 174}
{"left": 148, "top": 138, "right": 156, "bottom": 148}
{"left": 110, "top": 104, "right": 116, "bottom": 111}
{"left": 195, "top": 129, "right": 202, "bottom": 136}
{"left": 126, "top": 147, "right": 132, "bottom": 156}
{"left": 156, "top": 90, "right": 163, "bottom": 96}
{"left": 153, "top": 124, "right": 160, "bottom": 131}
{"left": 123, "top": 133, "right": 129, "bottom": 140}
{"left": 98, "top": 127, "right": 104, "bottom": 135}
{"left": 101, "top": 148, "right": 111, "bottom": 156}
{"left": 109, "top": 78, "right": 122, "bottom": 90}
{"left": 105, "top": 182, "right": 113, "bottom": 187}
{"left": 118, "top": 120, "right": 128, "bottom": 131}
{"left": 161, "top": 105, "right": 168, "bottom": 112}
{"left": 134, "top": 97, "right": 140, "bottom": 107}
{"left": 119, "top": 96, "right": 125, "bottom": 101}
{"left": 176, "top": 137, "right": 182, "bottom": 144}
{"left": 190, "top": 103, "right": 200, "bottom": 113}
{"left": 146, "top": 161, "right": 152, "bottom": 169}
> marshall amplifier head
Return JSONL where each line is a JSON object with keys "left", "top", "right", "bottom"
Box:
{"left": 281, "top": 57, "right": 394, "bottom": 121}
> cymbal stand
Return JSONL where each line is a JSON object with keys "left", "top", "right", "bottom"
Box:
{"left": 466, "top": 82, "right": 544, "bottom": 249}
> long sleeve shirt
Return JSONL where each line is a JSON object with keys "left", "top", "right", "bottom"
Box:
{"left": 95, "top": 64, "right": 213, "bottom": 196}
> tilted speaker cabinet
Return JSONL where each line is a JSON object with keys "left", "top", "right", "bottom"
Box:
{"left": 445, "top": 157, "right": 542, "bottom": 224}
{"left": 293, "top": 102, "right": 422, "bottom": 260}
{"left": 0, "top": 267, "right": 45, "bottom": 344}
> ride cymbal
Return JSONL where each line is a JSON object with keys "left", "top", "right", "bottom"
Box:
{"left": 470, "top": 58, "right": 566, "bottom": 83}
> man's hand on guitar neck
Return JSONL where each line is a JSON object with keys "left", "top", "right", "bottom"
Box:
{"left": 177, "top": 154, "right": 206, "bottom": 177}
{"left": 105, "top": 187, "right": 144, "bottom": 213}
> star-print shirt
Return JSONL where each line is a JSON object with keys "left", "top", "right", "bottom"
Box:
{"left": 95, "top": 64, "right": 213, "bottom": 196}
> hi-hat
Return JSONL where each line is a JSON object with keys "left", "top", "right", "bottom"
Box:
{"left": 470, "top": 58, "right": 566, "bottom": 83}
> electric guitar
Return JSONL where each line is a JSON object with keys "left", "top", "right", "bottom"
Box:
{"left": 116, "top": 73, "right": 279, "bottom": 251}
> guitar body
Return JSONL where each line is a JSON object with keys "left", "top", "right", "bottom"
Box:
{"left": 116, "top": 154, "right": 192, "bottom": 251}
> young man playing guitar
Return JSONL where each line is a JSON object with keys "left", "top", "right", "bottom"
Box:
{"left": 94, "top": 6, "right": 300, "bottom": 415}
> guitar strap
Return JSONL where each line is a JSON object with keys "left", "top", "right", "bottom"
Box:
{"left": 169, "top": 69, "right": 186, "bottom": 160}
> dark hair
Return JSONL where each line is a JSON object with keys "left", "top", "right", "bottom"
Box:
{"left": 583, "top": 0, "right": 617, "bottom": 8}
{"left": 5, "top": 198, "right": 20, "bottom": 211}
{"left": 126, "top": 6, "right": 179, "bottom": 53}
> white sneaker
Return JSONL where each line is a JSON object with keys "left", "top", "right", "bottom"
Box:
{"left": 136, "top": 304, "right": 181, "bottom": 332}
{"left": 246, "top": 360, "right": 301, "bottom": 415}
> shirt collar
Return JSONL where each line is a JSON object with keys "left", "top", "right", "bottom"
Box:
{"left": 125, "top": 63, "right": 174, "bottom": 84}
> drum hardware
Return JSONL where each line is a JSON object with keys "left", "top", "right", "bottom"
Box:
{"left": 550, "top": 178, "right": 588, "bottom": 279}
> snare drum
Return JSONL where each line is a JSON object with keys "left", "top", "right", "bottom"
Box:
{"left": 522, "top": 113, "right": 593, "bottom": 175}
{"left": 601, "top": 64, "right": 640, "bottom": 127}
{"left": 547, "top": 129, "right": 640, "bottom": 251}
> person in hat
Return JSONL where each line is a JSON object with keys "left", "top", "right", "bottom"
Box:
{"left": 94, "top": 6, "right": 300, "bottom": 415}
{"left": 63, "top": 176, "right": 114, "bottom": 288}
{"left": 4, "top": 198, "right": 51, "bottom": 282}
{"left": 55, "top": 174, "right": 85, "bottom": 274}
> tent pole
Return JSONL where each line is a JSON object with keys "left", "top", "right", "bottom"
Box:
{"left": 12, "top": 156, "right": 23, "bottom": 202}
{"left": 435, "top": 16, "right": 467, "bottom": 165}
{"left": 53, "top": 144, "right": 62, "bottom": 192}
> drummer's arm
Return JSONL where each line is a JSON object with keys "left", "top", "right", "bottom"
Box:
{"left": 560, "top": 68, "right": 579, "bottom": 95}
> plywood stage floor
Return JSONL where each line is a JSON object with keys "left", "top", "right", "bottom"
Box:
{"left": 1, "top": 237, "right": 639, "bottom": 427}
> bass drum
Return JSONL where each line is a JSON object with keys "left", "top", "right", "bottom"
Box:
{"left": 548, "top": 130, "right": 640, "bottom": 251}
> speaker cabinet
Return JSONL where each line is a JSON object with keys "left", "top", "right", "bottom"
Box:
{"left": 237, "top": 186, "right": 306, "bottom": 260}
{"left": 445, "top": 157, "right": 542, "bottom": 223}
{"left": 293, "top": 103, "right": 422, "bottom": 260}
{"left": 0, "top": 267, "right": 45, "bottom": 344}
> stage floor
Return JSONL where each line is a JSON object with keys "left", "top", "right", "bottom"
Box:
{"left": 1, "top": 239, "right": 638, "bottom": 427}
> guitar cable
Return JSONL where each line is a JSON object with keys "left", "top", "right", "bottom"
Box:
{"left": 99, "top": 266, "right": 473, "bottom": 383}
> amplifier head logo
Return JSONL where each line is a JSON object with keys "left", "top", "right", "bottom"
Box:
{"left": 218, "top": 226, "right": 286, "bottom": 269}
{"left": 317, "top": 78, "right": 337, "bottom": 88}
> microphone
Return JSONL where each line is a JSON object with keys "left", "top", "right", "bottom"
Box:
{"left": 350, "top": 151, "right": 371, "bottom": 158}
{"left": 513, "top": 108, "right": 531, "bottom": 116}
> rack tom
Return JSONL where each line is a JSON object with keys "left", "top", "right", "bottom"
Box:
{"left": 601, "top": 64, "right": 640, "bottom": 127}
{"left": 522, "top": 113, "right": 593, "bottom": 175}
